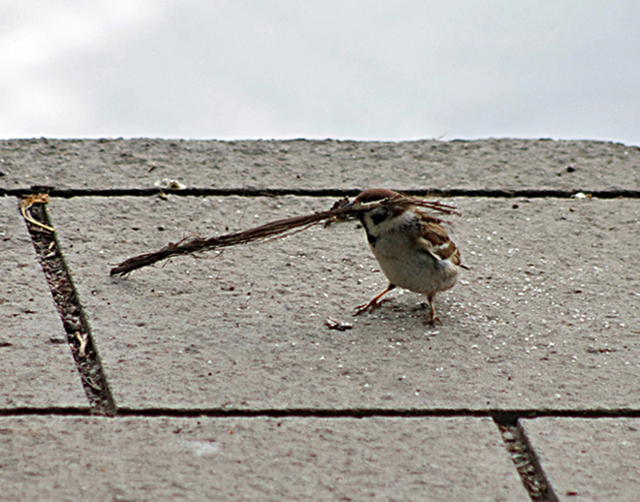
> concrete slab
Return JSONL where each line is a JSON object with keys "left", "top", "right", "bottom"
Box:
{"left": 1, "top": 138, "right": 638, "bottom": 192}
{"left": 48, "top": 195, "right": 639, "bottom": 410}
{"left": 521, "top": 418, "right": 640, "bottom": 501}
{"left": 0, "top": 197, "right": 87, "bottom": 409}
{"left": 0, "top": 415, "right": 527, "bottom": 501}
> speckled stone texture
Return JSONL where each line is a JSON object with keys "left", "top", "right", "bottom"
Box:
{"left": 0, "top": 416, "right": 528, "bottom": 502}
{"left": 0, "top": 197, "right": 87, "bottom": 409}
{"left": 1, "top": 137, "right": 639, "bottom": 191}
{"left": 521, "top": 418, "right": 640, "bottom": 501}
{"left": 47, "top": 195, "right": 640, "bottom": 411}
{"left": 2, "top": 138, "right": 639, "bottom": 501}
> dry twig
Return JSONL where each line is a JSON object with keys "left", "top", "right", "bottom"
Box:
{"left": 110, "top": 194, "right": 458, "bottom": 277}
{"left": 20, "top": 194, "right": 55, "bottom": 232}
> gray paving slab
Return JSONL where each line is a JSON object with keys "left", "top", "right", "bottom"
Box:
{"left": 0, "top": 415, "right": 527, "bottom": 502}
{"left": 0, "top": 197, "right": 87, "bottom": 409}
{"left": 521, "top": 417, "right": 640, "bottom": 501}
{"left": 48, "top": 195, "right": 639, "bottom": 410}
{"left": 1, "top": 138, "right": 639, "bottom": 192}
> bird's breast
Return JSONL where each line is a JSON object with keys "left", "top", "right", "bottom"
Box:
{"left": 369, "top": 230, "right": 458, "bottom": 295}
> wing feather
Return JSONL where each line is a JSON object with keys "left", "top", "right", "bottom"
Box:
{"left": 416, "top": 218, "right": 462, "bottom": 266}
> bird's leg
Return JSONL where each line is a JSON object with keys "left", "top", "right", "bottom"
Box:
{"left": 425, "top": 294, "right": 440, "bottom": 324}
{"left": 353, "top": 283, "right": 396, "bottom": 316}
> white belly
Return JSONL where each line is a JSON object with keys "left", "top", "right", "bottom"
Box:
{"left": 370, "top": 232, "right": 459, "bottom": 296}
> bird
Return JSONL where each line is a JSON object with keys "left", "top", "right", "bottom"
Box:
{"left": 350, "top": 188, "right": 467, "bottom": 323}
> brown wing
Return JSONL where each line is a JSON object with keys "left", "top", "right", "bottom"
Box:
{"left": 416, "top": 218, "right": 463, "bottom": 266}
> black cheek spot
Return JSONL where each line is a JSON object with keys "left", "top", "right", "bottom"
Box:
{"left": 366, "top": 232, "right": 377, "bottom": 246}
{"left": 371, "top": 209, "right": 390, "bottom": 225}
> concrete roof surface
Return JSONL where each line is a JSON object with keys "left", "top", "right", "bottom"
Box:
{"left": 1, "top": 138, "right": 639, "bottom": 501}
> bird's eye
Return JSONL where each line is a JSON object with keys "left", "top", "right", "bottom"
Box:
{"left": 369, "top": 208, "right": 391, "bottom": 225}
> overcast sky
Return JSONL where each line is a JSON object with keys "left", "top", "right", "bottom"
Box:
{"left": 1, "top": 1, "right": 639, "bottom": 145}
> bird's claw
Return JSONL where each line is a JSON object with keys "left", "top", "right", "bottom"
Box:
{"left": 353, "top": 300, "right": 382, "bottom": 316}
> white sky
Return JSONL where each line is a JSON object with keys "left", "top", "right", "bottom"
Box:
{"left": 1, "top": 0, "right": 639, "bottom": 145}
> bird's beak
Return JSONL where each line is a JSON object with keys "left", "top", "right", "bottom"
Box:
{"left": 324, "top": 198, "right": 356, "bottom": 227}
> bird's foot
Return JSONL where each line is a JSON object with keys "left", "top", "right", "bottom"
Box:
{"left": 353, "top": 299, "right": 383, "bottom": 316}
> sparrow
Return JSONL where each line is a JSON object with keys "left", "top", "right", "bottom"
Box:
{"left": 350, "top": 188, "right": 467, "bottom": 323}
